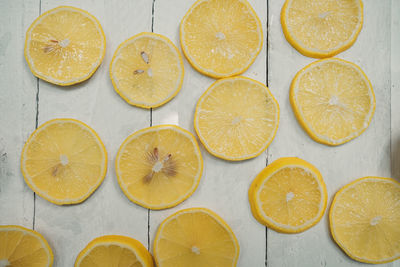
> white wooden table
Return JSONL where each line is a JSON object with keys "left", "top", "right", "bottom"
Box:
{"left": 0, "top": 0, "right": 399, "bottom": 266}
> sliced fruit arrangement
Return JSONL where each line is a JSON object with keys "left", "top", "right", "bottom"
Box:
{"left": 194, "top": 76, "right": 279, "bottom": 161}
{"left": 290, "top": 58, "right": 375, "bottom": 146}
{"left": 249, "top": 157, "right": 327, "bottom": 233}
{"left": 75, "top": 235, "right": 153, "bottom": 267}
{"left": 25, "top": 6, "right": 106, "bottom": 85}
{"left": 330, "top": 177, "right": 400, "bottom": 264}
{"left": 116, "top": 125, "right": 203, "bottom": 210}
{"left": 281, "top": 0, "right": 363, "bottom": 58}
{"left": 0, "top": 225, "right": 53, "bottom": 267}
{"left": 110, "top": 32, "right": 184, "bottom": 108}
{"left": 21, "top": 118, "right": 107, "bottom": 205}
{"left": 180, "top": 0, "right": 263, "bottom": 78}
{"left": 154, "top": 208, "right": 239, "bottom": 267}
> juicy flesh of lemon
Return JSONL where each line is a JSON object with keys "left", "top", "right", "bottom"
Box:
{"left": 79, "top": 244, "right": 142, "bottom": 267}
{"left": 285, "top": 0, "right": 361, "bottom": 52}
{"left": 26, "top": 8, "right": 104, "bottom": 84}
{"left": 331, "top": 179, "right": 400, "bottom": 263}
{"left": 181, "top": 0, "right": 262, "bottom": 76}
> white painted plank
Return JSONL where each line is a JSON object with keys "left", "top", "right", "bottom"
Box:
{"left": 149, "top": 0, "right": 268, "bottom": 266}
{"left": 33, "top": 1, "right": 153, "bottom": 265}
{"left": 268, "top": 0, "right": 396, "bottom": 266}
{"left": 392, "top": 0, "right": 400, "bottom": 180}
{"left": 0, "top": 0, "right": 38, "bottom": 228}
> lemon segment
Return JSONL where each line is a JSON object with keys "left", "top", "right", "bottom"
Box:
{"left": 249, "top": 157, "right": 327, "bottom": 233}
{"left": 330, "top": 177, "right": 400, "bottom": 264}
{"left": 116, "top": 125, "right": 203, "bottom": 210}
{"left": 281, "top": 0, "right": 363, "bottom": 58}
{"left": 21, "top": 119, "right": 107, "bottom": 205}
{"left": 154, "top": 208, "right": 239, "bottom": 267}
{"left": 110, "top": 32, "right": 184, "bottom": 108}
{"left": 194, "top": 77, "right": 279, "bottom": 161}
{"left": 75, "top": 235, "right": 153, "bottom": 267}
{"left": 290, "top": 58, "right": 375, "bottom": 146}
{"left": 180, "top": 0, "right": 263, "bottom": 78}
{"left": 0, "top": 225, "right": 53, "bottom": 267}
{"left": 25, "top": 6, "right": 106, "bottom": 85}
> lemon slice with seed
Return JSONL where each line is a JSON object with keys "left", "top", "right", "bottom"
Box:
{"left": 110, "top": 32, "right": 184, "bottom": 109}
{"left": 330, "top": 177, "right": 400, "bottom": 264}
{"left": 24, "top": 6, "right": 106, "bottom": 86}
{"left": 154, "top": 208, "right": 239, "bottom": 267}
{"left": 249, "top": 157, "right": 327, "bottom": 233}
{"left": 116, "top": 125, "right": 203, "bottom": 210}
{"left": 0, "top": 225, "right": 53, "bottom": 267}
{"left": 194, "top": 76, "right": 279, "bottom": 161}
{"left": 75, "top": 235, "right": 153, "bottom": 267}
{"left": 180, "top": 0, "right": 263, "bottom": 78}
{"left": 21, "top": 118, "right": 107, "bottom": 205}
{"left": 281, "top": 0, "right": 363, "bottom": 58}
{"left": 290, "top": 58, "right": 375, "bottom": 146}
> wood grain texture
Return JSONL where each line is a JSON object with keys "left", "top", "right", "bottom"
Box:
{"left": 392, "top": 0, "right": 400, "bottom": 181}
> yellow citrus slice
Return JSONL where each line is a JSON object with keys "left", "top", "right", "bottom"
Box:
{"left": 25, "top": 6, "right": 106, "bottom": 86}
{"left": 249, "top": 157, "right": 327, "bottom": 233}
{"left": 0, "top": 225, "right": 53, "bottom": 267}
{"left": 110, "top": 32, "right": 184, "bottom": 109}
{"left": 290, "top": 58, "right": 375, "bottom": 146}
{"left": 21, "top": 118, "right": 107, "bottom": 205}
{"left": 75, "top": 235, "right": 153, "bottom": 267}
{"left": 330, "top": 177, "right": 400, "bottom": 264}
{"left": 116, "top": 125, "right": 203, "bottom": 210}
{"left": 281, "top": 0, "right": 363, "bottom": 58}
{"left": 180, "top": 0, "right": 263, "bottom": 78}
{"left": 194, "top": 76, "right": 279, "bottom": 161}
{"left": 154, "top": 208, "right": 239, "bottom": 267}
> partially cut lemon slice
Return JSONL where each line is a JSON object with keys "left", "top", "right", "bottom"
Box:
{"left": 281, "top": 0, "right": 363, "bottom": 58}
{"left": 116, "top": 125, "right": 203, "bottom": 210}
{"left": 0, "top": 225, "right": 53, "bottom": 267}
{"left": 25, "top": 6, "right": 106, "bottom": 85}
{"left": 330, "top": 177, "right": 400, "bottom": 264}
{"left": 290, "top": 58, "right": 375, "bottom": 146}
{"left": 249, "top": 157, "right": 327, "bottom": 233}
{"left": 154, "top": 208, "right": 239, "bottom": 267}
{"left": 180, "top": 0, "right": 263, "bottom": 78}
{"left": 75, "top": 235, "right": 154, "bottom": 267}
{"left": 21, "top": 118, "right": 107, "bottom": 205}
{"left": 110, "top": 32, "right": 184, "bottom": 109}
{"left": 194, "top": 77, "right": 279, "bottom": 161}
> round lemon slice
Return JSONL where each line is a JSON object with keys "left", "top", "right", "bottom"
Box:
{"left": 330, "top": 177, "right": 400, "bottom": 264}
{"left": 194, "top": 76, "right": 279, "bottom": 161}
{"left": 249, "top": 157, "right": 327, "bottom": 233}
{"left": 281, "top": 0, "right": 363, "bottom": 58}
{"left": 116, "top": 125, "right": 203, "bottom": 210}
{"left": 21, "top": 118, "right": 107, "bottom": 205}
{"left": 25, "top": 6, "right": 106, "bottom": 85}
{"left": 75, "top": 235, "right": 153, "bottom": 267}
{"left": 0, "top": 225, "right": 53, "bottom": 267}
{"left": 154, "top": 208, "right": 239, "bottom": 267}
{"left": 290, "top": 58, "right": 375, "bottom": 146}
{"left": 180, "top": 0, "right": 263, "bottom": 78}
{"left": 110, "top": 32, "right": 184, "bottom": 109}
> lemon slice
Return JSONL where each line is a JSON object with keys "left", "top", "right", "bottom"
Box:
{"left": 290, "top": 58, "right": 375, "bottom": 146}
{"left": 281, "top": 0, "right": 363, "bottom": 58}
{"left": 24, "top": 6, "right": 106, "bottom": 85}
{"left": 0, "top": 225, "right": 53, "bottom": 267}
{"left": 180, "top": 0, "right": 263, "bottom": 78}
{"left": 75, "top": 235, "right": 153, "bottom": 267}
{"left": 116, "top": 125, "right": 203, "bottom": 210}
{"left": 194, "top": 76, "right": 279, "bottom": 161}
{"left": 330, "top": 177, "right": 400, "bottom": 264}
{"left": 249, "top": 157, "right": 327, "bottom": 233}
{"left": 154, "top": 208, "right": 239, "bottom": 267}
{"left": 110, "top": 32, "right": 184, "bottom": 109}
{"left": 21, "top": 118, "right": 107, "bottom": 205}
